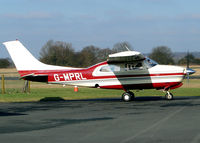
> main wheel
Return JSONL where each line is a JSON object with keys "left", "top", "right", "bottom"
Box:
{"left": 165, "top": 92, "right": 173, "bottom": 100}
{"left": 122, "top": 92, "right": 134, "bottom": 102}
{"left": 128, "top": 91, "right": 135, "bottom": 101}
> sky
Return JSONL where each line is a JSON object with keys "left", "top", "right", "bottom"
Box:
{"left": 0, "top": 0, "right": 200, "bottom": 59}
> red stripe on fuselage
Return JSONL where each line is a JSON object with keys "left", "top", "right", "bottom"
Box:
{"left": 17, "top": 61, "right": 185, "bottom": 84}
{"left": 19, "top": 69, "right": 185, "bottom": 81}
{"left": 18, "top": 61, "right": 107, "bottom": 77}
{"left": 100, "top": 82, "right": 183, "bottom": 90}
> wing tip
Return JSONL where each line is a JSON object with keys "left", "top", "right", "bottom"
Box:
{"left": 3, "top": 39, "right": 21, "bottom": 46}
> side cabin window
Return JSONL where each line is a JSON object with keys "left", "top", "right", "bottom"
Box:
{"left": 125, "top": 62, "right": 144, "bottom": 71}
{"left": 100, "top": 66, "right": 112, "bottom": 72}
{"left": 100, "top": 65, "right": 120, "bottom": 72}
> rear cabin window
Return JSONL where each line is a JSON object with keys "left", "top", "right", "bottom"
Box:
{"left": 100, "top": 65, "right": 120, "bottom": 72}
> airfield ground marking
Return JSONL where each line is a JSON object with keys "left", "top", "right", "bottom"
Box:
{"left": 121, "top": 106, "right": 186, "bottom": 143}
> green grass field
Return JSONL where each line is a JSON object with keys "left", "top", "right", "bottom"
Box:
{"left": 0, "top": 84, "right": 200, "bottom": 102}
{"left": 0, "top": 67, "right": 199, "bottom": 102}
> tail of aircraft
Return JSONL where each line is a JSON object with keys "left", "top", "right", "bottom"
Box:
{"left": 3, "top": 40, "right": 77, "bottom": 73}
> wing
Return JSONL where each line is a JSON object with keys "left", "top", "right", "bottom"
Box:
{"left": 107, "top": 51, "right": 145, "bottom": 63}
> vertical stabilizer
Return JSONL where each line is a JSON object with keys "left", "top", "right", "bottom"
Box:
{"left": 3, "top": 40, "right": 46, "bottom": 71}
{"left": 3, "top": 40, "right": 77, "bottom": 71}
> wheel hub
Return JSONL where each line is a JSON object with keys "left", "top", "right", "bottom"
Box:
{"left": 124, "top": 94, "right": 130, "bottom": 101}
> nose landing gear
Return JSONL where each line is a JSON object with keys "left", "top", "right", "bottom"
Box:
{"left": 165, "top": 91, "right": 174, "bottom": 100}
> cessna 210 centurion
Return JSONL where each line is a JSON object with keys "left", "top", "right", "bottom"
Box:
{"left": 3, "top": 40, "right": 195, "bottom": 101}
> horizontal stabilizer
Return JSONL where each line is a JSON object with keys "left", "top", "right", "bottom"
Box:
{"left": 21, "top": 74, "right": 48, "bottom": 82}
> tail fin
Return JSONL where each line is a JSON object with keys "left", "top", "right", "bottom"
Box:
{"left": 3, "top": 40, "right": 76, "bottom": 71}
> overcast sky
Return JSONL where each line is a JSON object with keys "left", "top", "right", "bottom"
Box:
{"left": 0, "top": 0, "right": 200, "bottom": 59}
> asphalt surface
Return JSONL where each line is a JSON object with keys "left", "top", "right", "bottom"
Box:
{"left": 0, "top": 96, "right": 200, "bottom": 143}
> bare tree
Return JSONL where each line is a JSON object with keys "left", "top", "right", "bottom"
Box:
{"left": 78, "top": 45, "right": 100, "bottom": 67}
{"left": 0, "top": 58, "right": 11, "bottom": 68}
{"left": 39, "top": 40, "right": 140, "bottom": 68}
{"left": 178, "top": 53, "right": 200, "bottom": 65}
{"left": 112, "top": 42, "right": 133, "bottom": 53}
{"left": 40, "top": 40, "right": 75, "bottom": 66}
{"left": 149, "top": 46, "right": 174, "bottom": 65}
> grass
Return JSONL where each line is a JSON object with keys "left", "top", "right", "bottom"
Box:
{"left": 0, "top": 88, "right": 121, "bottom": 102}
{"left": 0, "top": 86, "right": 200, "bottom": 102}
{"left": 0, "top": 67, "right": 200, "bottom": 102}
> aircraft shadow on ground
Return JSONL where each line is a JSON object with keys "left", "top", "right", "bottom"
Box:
{"left": 1, "top": 96, "right": 199, "bottom": 117}
{"left": 0, "top": 111, "right": 27, "bottom": 117}
{"left": 39, "top": 96, "right": 200, "bottom": 102}
{"left": 39, "top": 97, "right": 120, "bottom": 102}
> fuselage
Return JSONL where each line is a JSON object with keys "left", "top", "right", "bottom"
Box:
{"left": 3, "top": 40, "right": 195, "bottom": 101}
{"left": 3, "top": 40, "right": 187, "bottom": 92}
{"left": 18, "top": 60, "right": 186, "bottom": 91}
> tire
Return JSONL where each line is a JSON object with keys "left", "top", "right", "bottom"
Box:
{"left": 122, "top": 92, "right": 133, "bottom": 102}
{"left": 165, "top": 92, "right": 173, "bottom": 100}
{"left": 128, "top": 91, "right": 135, "bottom": 101}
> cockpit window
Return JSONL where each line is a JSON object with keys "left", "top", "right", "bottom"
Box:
{"left": 125, "top": 62, "right": 144, "bottom": 71}
{"left": 144, "top": 57, "right": 158, "bottom": 68}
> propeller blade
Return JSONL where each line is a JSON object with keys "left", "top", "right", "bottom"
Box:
{"left": 187, "top": 73, "right": 189, "bottom": 84}
{"left": 187, "top": 51, "right": 189, "bottom": 69}
{"left": 185, "top": 51, "right": 196, "bottom": 84}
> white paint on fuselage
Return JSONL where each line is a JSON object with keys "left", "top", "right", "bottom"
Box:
{"left": 49, "top": 64, "right": 186, "bottom": 89}
{"left": 148, "top": 65, "right": 185, "bottom": 74}
{"left": 149, "top": 65, "right": 185, "bottom": 83}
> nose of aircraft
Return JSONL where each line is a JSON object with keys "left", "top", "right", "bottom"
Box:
{"left": 186, "top": 68, "right": 196, "bottom": 75}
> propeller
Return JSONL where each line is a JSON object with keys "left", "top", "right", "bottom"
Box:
{"left": 185, "top": 51, "right": 196, "bottom": 83}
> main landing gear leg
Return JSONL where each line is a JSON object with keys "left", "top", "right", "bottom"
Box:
{"left": 122, "top": 91, "right": 135, "bottom": 102}
{"left": 165, "top": 91, "right": 174, "bottom": 100}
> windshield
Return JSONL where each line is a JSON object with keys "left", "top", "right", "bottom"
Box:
{"left": 144, "top": 57, "right": 158, "bottom": 68}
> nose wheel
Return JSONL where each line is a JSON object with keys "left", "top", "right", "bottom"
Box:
{"left": 122, "top": 91, "right": 135, "bottom": 102}
{"left": 165, "top": 91, "right": 173, "bottom": 100}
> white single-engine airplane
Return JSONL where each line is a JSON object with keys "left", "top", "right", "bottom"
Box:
{"left": 3, "top": 40, "right": 195, "bottom": 101}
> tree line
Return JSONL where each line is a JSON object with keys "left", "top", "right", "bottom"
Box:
{"left": 0, "top": 58, "right": 12, "bottom": 68}
{"left": 39, "top": 40, "right": 200, "bottom": 67}
{"left": 39, "top": 40, "right": 132, "bottom": 67}
{"left": 0, "top": 40, "right": 199, "bottom": 68}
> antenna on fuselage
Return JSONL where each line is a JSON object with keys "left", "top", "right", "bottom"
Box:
{"left": 187, "top": 50, "right": 190, "bottom": 84}
{"left": 120, "top": 43, "right": 131, "bottom": 51}
{"left": 187, "top": 50, "right": 190, "bottom": 69}
{"left": 186, "top": 50, "right": 196, "bottom": 84}
{"left": 124, "top": 45, "right": 131, "bottom": 51}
